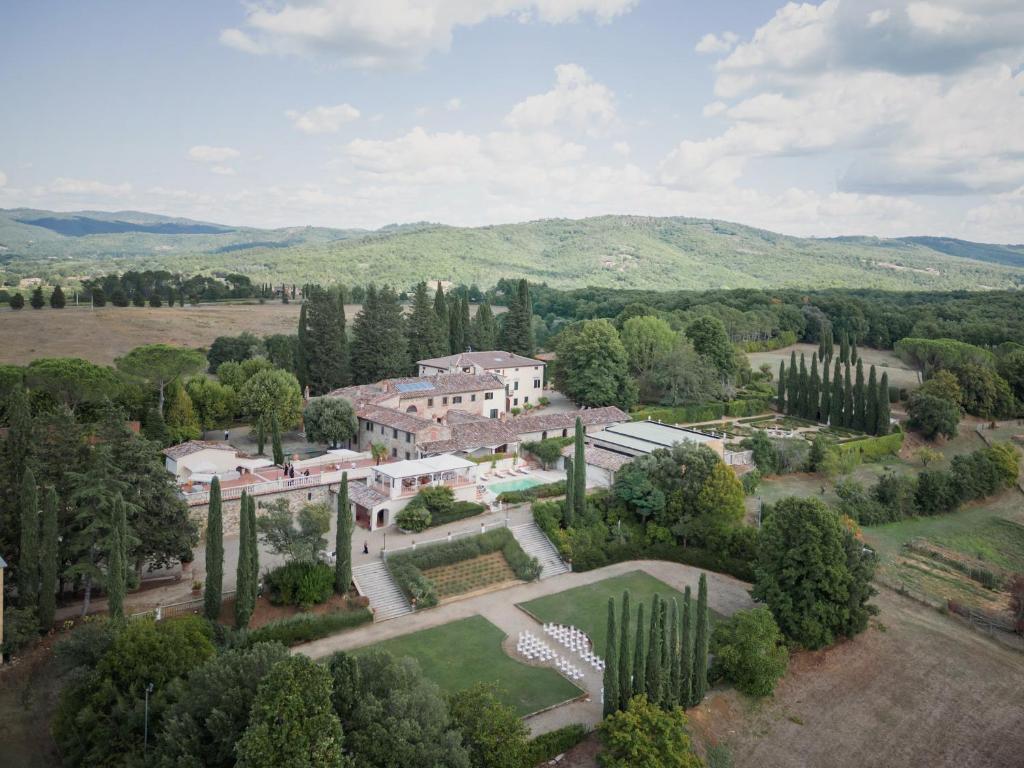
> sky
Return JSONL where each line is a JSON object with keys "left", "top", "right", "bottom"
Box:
{"left": 1, "top": 0, "right": 1023, "bottom": 242}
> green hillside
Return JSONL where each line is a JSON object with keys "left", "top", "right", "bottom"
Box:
{"left": 2, "top": 209, "right": 1022, "bottom": 292}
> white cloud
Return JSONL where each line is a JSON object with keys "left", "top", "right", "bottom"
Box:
{"left": 210, "top": 165, "right": 237, "bottom": 176}
{"left": 285, "top": 103, "right": 360, "bottom": 134}
{"left": 695, "top": 31, "right": 737, "bottom": 54}
{"left": 612, "top": 141, "right": 630, "bottom": 156}
{"left": 220, "top": 0, "right": 638, "bottom": 68}
{"left": 445, "top": 97, "right": 462, "bottom": 112}
{"left": 49, "top": 177, "right": 132, "bottom": 197}
{"left": 506, "top": 63, "right": 617, "bottom": 135}
{"left": 905, "top": 2, "right": 974, "bottom": 35}
{"left": 867, "top": 8, "right": 891, "bottom": 26}
{"left": 188, "top": 145, "right": 241, "bottom": 163}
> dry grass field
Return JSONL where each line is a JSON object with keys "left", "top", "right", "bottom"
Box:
{"left": 689, "top": 588, "right": 1024, "bottom": 768}
{"left": 748, "top": 342, "right": 922, "bottom": 390}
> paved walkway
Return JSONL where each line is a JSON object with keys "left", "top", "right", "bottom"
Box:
{"left": 294, "top": 559, "right": 754, "bottom": 735}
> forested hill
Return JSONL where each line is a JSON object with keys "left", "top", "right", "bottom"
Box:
{"left": 2, "top": 208, "right": 1023, "bottom": 292}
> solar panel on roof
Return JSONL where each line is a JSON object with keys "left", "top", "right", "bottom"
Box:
{"left": 396, "top": 381, "right": 435, "bottom": 393}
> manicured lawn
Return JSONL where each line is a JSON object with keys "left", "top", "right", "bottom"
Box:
{"left": 352, "top": 615, "right": 582, "bottom": 716}
{"left": 518, "top": 571, "right": 719, "bottom": 654}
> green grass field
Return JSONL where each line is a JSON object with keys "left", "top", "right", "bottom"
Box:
{"left": 352, "top": 615, "right": 582, "bottom": 716}
{"left": 518, "top": 571, "right": 718, "bottom": 654}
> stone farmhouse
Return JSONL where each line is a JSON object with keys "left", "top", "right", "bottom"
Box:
{"left": 416, "top": 350, "right": 546, "bottom": 411}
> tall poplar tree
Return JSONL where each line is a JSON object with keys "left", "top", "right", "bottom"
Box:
{"left": 618, "top": 590, "right": 632, "bottom": 709}
{"left": 334, "top": 473, "right": 352, "bottom": 594}
{"left": 470, "top": 300, "right": 498, "bottom": 350}
{"left": 691, "top": 574, "right": 709, "bottom": 706}
{"left": 235, "top": 492, "right": 254, "bottom": 628}
{"left": 777, "top": 360, "right": 786, "bottom": 410}
{"left": 203, "top": 477, "right": 223, "bottom": 621}
{"left": 18, "top": 467, "right": 39, "bottom": 609}
{"left": 604, "top": 597, "right": 619, "bottom": 717}
{"left": 632, "top": 601, "right": 646, "bottom": 700}
{"left": 645, "top": 594, "right": 663, "bottom": 706}
{"left": 433, "top": 282, "right": 450, "bottom": 355}
{"left": 786, "top": 351, "right": 798, "bottom": 415}
{"left": 830, "top": 357, "right": 843, "bottom": 426}
{"left": 878, "top": 372, "right": 891, "bottom": 435}
{"left": 853, "top": 359, "right": 866, "bottom": 432}
{"left": 865, "top": 365, "right": 879, "bottom": 436}
{"left": 573, "top": 417, "right": 586, "bottom": 519}
{"left": 680, "top": 586, "right": 692, "bottom": 707}
{"left": 808, "top": 353, "right": 820, "bottom": 422}
{"left": 562, "top": 457, "right": 575, "bottom": 528}
{"left": 843, "top": 364, "right": 854, "bottom": 428}
{"left": 38, "top": 486, "right": 59, "bottom": 631}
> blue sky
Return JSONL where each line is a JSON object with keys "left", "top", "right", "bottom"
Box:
{"left": 1, "top": 0, "right": 1022, "bottom": 241}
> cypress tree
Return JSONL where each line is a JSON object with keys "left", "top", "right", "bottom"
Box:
{"left": 573, "top": 417, "right": 586, "bottom": 519}
{"left": 632, "top": 602, "right": 646, "bottom": 699}
{"left": 777, "top": 360, "right": 786, "bottom": 410}
{"left": 618, "top": 590, "right": 632, "bottom": 709}
{"left": 500, "top": 279, "right": 534, "bottom": 356}
{"left": 18, "top": 467, "right": 40, "bottom": 609}
{"left": 691, "top": 574, "right": 709, "bottom": 706}
{"left": 645, "top": 594, "right": 662, "bottom": 706}
{"left": 786, "top": 351, "right": 798, "bottom": 415}
{"left": 604, "top": 597, "right": 619, "bottom": 717}
{"left": 797, "top": 354, "right": 809, "bottom": 418}
{"left": 248, "top": 494, "right": 259, "bottom": 606}
{"left": 680, "top": 586, "right": 692, "bottom": 707}
{"left": 304, "top": 287, "right": 349, "bottom": 393}
{"left": 449, "top": 299, "right": 464, "bottom": 354}
{"left": 878, "top": 372, "right": 891, "bottom": 435}
{"left": 235, "top": 492, "right": 254, "bottom": 628}
{"left": 865, "top": 365, "right": 879, "bottom": 436}
{"left": 350, "top": 285, "right": 379, "bottom": 383}
{"left": 850, "top": 338, "right": 859, "bottom": 366}
{"left": 375, "top": 286, "right": 411, "bottom": 379}
{"left": 271, "top": 412, "right": 284, "bottom": 466}
{"left": 830, "top": 357, "right": 843, "bottom": 426}
{"left": 335, "top": 473, "right": 352, "bottom": 594}
{"left": 808, "top": 353, "right": 820, "bottom": 422}
{"left": 433, "top": 282, "right": 450, "bottom": 354}
{"left": 107, "top": 496, "right": 127, "bottom": 619}
{"left": 204, "top": 477, "right": 223, "bottom": 621}
{"left": 839, "top": 331, "right": 849, "bottom": 365}
{"left": 843, "top": 364, "right": 854, "bottom": 428}
{"left": 38, "top": 486, "right": 59, "bottom": 631}
{"left": 470, "top": 300, "right": 497, "bottom": 350}
{"left": 459, "top": 295, "right": 471, "bottom": 351}
{"left": 853, "top": 359, "right": 866, "bottom": 432}
{"left": 820, "top": 358, "right": 831, "bottom": 425}
{"left": 667, "top": 597, "right": 680, "bottom": 708}
{"left": 562, "top": 457, "right": 575, "bottom": 527}
{"left": 406, "top": 282, "right": 444, "bottom": 361}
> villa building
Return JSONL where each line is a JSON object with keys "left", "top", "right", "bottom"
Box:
{"left": 417, "top": 350, "right": 546, "bottom": 411}
{"left": 162, "top": 440, "right": 273, "bottom": 483}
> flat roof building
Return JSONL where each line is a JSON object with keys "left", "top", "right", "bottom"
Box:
{"left": 589, "top": 420, "right": 725, "bottom": 459}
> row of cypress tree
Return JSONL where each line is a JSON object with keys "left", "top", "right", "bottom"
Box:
{"left": 778, "top": 352, "right": 891, "bottom": 435}
{"left": 602, "top": 574, "right": 711, "bottom": 717}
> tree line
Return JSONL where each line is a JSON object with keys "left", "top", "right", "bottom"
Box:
{"left": 777, "top": 352, "right": 892, "bottom": 435}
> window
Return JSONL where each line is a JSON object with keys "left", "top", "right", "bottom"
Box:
{"left": 391, "top": 447, "right": 397, "bottom": 457}
{"left": 442, "top": 396, "right": 449, "bottom": 405}
{"left": 405, "top": 451, "right": 411, "bottom": 460}
{"left": 562, "top": 429, "right": 568, "bottom": 437}
{"left": 427, "top": 398, "right": 434, "bottom": 407}
{"left": 393, "top": 428, "right": 398, "bottom": 439}
{"left": 514, "top": 381, "right": 519, "bottom": 390}
{"left": 485, "top": 392, "right": 494, "bottom": 400}
{"left": 405, "top": 433, "right": 411, "bottom": 443}
{"left": 453, "top": 395, "right": 462, "bottom": 404}
{"left": 513, "top": 398, "right": 518, "bottom": 406}
{"left": 533, "top": 378, "right": 541, "bottom": 388}
{"left": 365, "top": 421, "right": 373, "bottom": 432}
{"left": 471, "top": 394, "right": 477, "bottom": 402}
{"left": 490, "top": 408, "right": 498, "bottom": 418}
{"left": 542, "top": 431, "right": 548, "bottom": 440}
{"left": 524, "top": 396, "right": 529, "bottom": 404}
{"left": 380, "top": 425, "right": 386, "bottom": 434}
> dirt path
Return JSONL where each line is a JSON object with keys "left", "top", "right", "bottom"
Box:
{"left": 689, "top": 588, "right": 1024, "bottom": 768}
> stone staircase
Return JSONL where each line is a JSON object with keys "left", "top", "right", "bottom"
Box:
{"left": 352, "top": 561, "right": 412, "bottom": 621}
{"left": 511, "top": 522, "right": 570, "bottom": 579}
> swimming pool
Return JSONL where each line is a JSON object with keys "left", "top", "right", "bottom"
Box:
{"left": 489, "top": 477, "right": 544, "bottom": 494}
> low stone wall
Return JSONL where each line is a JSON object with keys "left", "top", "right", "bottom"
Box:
{"left": 190, "top": 484, "right": 335, "bottom": 539}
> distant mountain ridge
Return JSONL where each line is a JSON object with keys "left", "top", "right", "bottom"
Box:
{"left": 1, "top": 208, "right": 1022, "bottom": 292}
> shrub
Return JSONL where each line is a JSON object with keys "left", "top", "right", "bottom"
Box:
{"left": 741, "top": 470, "right": 761, "bottom": 495}
{"left": 630, "top": 403, "right": 725, "bottom": 424}
{"left": 496, "top": 479, "right": 566, "bottom": 504}
{"left": 710, "top": 607, "right": 789, "bottom": 697}
{"left": 430, "top": 500, "right": 486, "bottom": 527}
{"left": 522, "top": 437, "right": 570, "bottom": 468}
{"left": 835, "top": 432, "right": 904, "bottom": 462}
{"left": 417, "top": 485, "right": 455, "bottom": 518}
{"left": 724, "top": 398, "right": 771, "bottom": 417}
{"left": 396, "top": 499, "right": 431, "bottom": 533}
{"left": 265, "top": 561, "right": 334, "bottom": 609}
{"left": 244, "top": 608, "right": 373, "bottom": 646}
{"left": 525, "top": 725, "right": 588, "bottom": 765}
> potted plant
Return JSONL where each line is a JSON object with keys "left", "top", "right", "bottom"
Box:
{"left": 179, "top": 548, "right": 194, "bottom": 579}
{"left": 191, "top": 579, "right": 203, "bottom": 597}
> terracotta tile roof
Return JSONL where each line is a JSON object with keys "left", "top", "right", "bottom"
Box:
{"left": 161, "top": 440, "right": 238, "bottom": 460}
{"left": 417, "top": 350, "right": 545, "bottom": 370}
{"left": 357, "top": 405, "right": 436, "bottom": 434}
{"left": 390, "top": 373, "right": 505, "bottom": 398}
{"left": 346, "top": 481, "right": 388, "bottom": 508}
{"left": 419, "top": 419, "right": 519, "bottom": 455}
{"left": 508, "top": 406, "right": 629, "bottom": 435}
{"left": 561, "top": 444, "right": 633, "bottom": 472}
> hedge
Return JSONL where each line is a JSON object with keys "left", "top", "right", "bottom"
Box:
{"left": 386, "top": 528, "right": 541, "bottom": 608}
{"left": 631, "top": 404, "right": 725, "bottom": 424}
{"left": 467, "top": 452, "right": 513, "bottom": 464}
{"left": 740, "top": 331, "right": 797, "bottom": 353}
{"left": 244, "top": 607, "right": 373, "bottom": 646}
{"left": 429, "top": 500, "right": 486, "bottom": 527}
{"left": 724, "top": 398, "right": 771, "bottom": 417}
{"left": 525, "top": 725, "right": 589, "bottom": 764}
{"left": 835, "top": 431, "right": 904, "bottom": 461}
{"left": 264, "top": 561, "right": 334, "bottom": 609}
{"left": 496, "top": 479, "right": 566, "bottom": 504}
